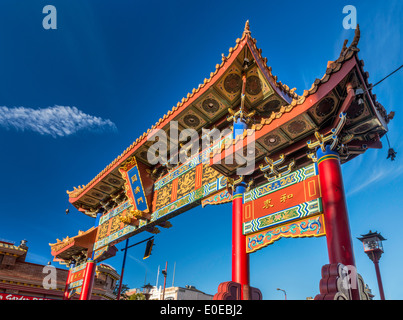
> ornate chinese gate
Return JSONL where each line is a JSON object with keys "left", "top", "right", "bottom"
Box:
{"left": 50, "top": 22, "right": 392, "bottom": 300}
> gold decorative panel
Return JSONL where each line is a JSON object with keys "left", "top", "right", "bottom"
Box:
{"left": 176, "top": 109, "right": 207, "bottom": 131}
{"left": 281, "top": 114, "right": 316, "bottom": 140}
{"left": 154, "top": 180, "right": 173, "bottom": 210}
{"left": 258, "top": 128, "right": 290, "bottom": 152}
{"left": 245, "top": 67, "right": 273, "bottom": 106}
{"left": 216, "top": 64, "right": 243, "bottom": 102}
{"left": 176, "top": 168, "right": 196, "bottom": 199}
{"left": 201, "top": 163, "right": 222, "bottom": 186}
{"left": 256, "top": 95, "right": 285, "bottom": 117}
{"left": 308, "top": 93, "right": 339, "bottom": 125}
{"left": 194, "top": 92, "right": 228, "bottom": 119}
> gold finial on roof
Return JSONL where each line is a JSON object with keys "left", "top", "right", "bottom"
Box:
{"left": 243, "top": 20, "right": 251, "bottom": 35}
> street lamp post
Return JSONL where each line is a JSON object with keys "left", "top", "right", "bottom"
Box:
{"left": 161, "top": 261, "right": 168, "bottom": 300}
{"left": 277, "top": 288, "right": 287, "bottom": 300}
{"left": 117, "top": 236, "right": 155, "bottom": 300}
{"left": 142, "top": 283, "right": 153, "bottom": 300}
{"left": 357, "top": 230, "right": 386, "bottom": 300}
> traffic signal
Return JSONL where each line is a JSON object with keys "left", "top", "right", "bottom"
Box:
{"left": 143, "top": 238, "right": 154, "bottom": 260}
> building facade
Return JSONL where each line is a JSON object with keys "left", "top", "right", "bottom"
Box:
{"left": 0, "top": 239, "right": 119, "bottom": 300}
{"left": 149, "top": 285, "right": 213, "bottom": 300}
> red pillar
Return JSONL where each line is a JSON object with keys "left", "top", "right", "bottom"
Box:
{"left": 372, "top": 254, "right": 385, "bottom": 300}
{"left": 63, "top": 268, "right": 72, "bottom": 300}
{"left": 79, "top": 260, "right": 96, "bottom": 300}
{"left": 232, "top": 186, "right": 249, "bottom": 300}
{"left": 317, "top": 145, "right": 359, "bottom": 300}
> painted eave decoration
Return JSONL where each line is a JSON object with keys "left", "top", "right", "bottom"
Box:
{"left": 49, "top": 227, "right": 98, "bottom": 262}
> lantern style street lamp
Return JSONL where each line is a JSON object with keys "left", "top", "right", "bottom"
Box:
{"left": 357, "top": 231, "right": 386, "bottom": 300}
{"left": 142, "top": 283, "right": 153, "bottom": 300}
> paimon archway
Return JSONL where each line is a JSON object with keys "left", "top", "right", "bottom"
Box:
{"left": 50, "top": 22, "right": 392, "bottom": 300}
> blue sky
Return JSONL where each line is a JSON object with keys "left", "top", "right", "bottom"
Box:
{"left": 0, "top": 0, "right": 402, "bottom": 300}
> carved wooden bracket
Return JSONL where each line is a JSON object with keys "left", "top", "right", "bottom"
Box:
{"left": 259, "top": 154, "right": 295, "bottom": 182}
{"left": 130, "top": 208, "right": 151, "bottom": 221}
{"left": 307, "top": 113, "right": 347, "bottom": 152}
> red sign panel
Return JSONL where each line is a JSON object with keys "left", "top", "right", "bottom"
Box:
{"left": 0, "top": 293, "right": 52, "bottom": 300}
{"left": 243, "top": 175, "right": 321, "bottom": 224}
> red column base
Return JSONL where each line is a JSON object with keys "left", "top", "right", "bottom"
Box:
{"left": 213, "top": 281, "right": 262, "bottom": 300}
{"left": 314, "top": 263, "right": 371, "bottom": 300}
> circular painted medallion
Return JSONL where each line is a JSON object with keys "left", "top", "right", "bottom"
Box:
{"left": 264, "top": 134, "right": 281, "bottom": 147}
{"left": 224, "top": 73, "right": 242, "bottom": 93}
{"left": 315, "top": 97, "right": 335, "bottom": 117}
{"left": 183, "top": 114, "right": 201, "bottom": 127}
{"left": 287, "top": 120, "right": 307, "bottom": 135}
{"left": 246, "top": 75, "right": 262, "bottom": 95}
{"left": 202, "top": 98, "right": 220, "bottom": 114}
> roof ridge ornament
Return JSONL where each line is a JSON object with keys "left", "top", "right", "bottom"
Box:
{"left": 339, "top": 39, "right": 349, "bottom": 56}
{"left": 243, "top": 20, "right": 251, "bottom": 36}
{"left": 349, "top": 24, "right": 360, "bottom": 48}
{"left": 340, "top": 24, "right": 360, "bottom": 57}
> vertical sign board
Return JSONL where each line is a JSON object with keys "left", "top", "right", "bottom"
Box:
{"left": 243, "top": 163, "right": 326, "bottom": 253}
{"left": 119, "top": 156, "right": 150, "bottom": 213}
{"left": 92, "top": 156, "right": 152, "bottom": 261}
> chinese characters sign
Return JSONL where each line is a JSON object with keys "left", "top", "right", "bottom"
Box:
{"left": 66, "top": 263, "right": 87, "bottom": 296}
{"left": 119, "top": 157, "right": 150, "bottom": 213}
{"left": 243, "top": 163, "right": 326, "bottom": 253}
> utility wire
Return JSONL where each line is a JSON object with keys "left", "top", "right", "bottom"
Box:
{"left": 359, "top": 64, "right": 401, "bottom": 161}
{"left": 364, "top": 64, "right": 403, "bottom": 92}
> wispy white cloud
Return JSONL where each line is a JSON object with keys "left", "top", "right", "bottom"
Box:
{"left": 0, "top": 105, "right": 117, "bottom": 138}
{"left": 345, "top": 148, "right": 403, "bottom": 197}
{"left": 128, "top": 254, "right": 151, "bottom": 277}
{"left": 347, "top": 167, "right": 389, "bottom": 196}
